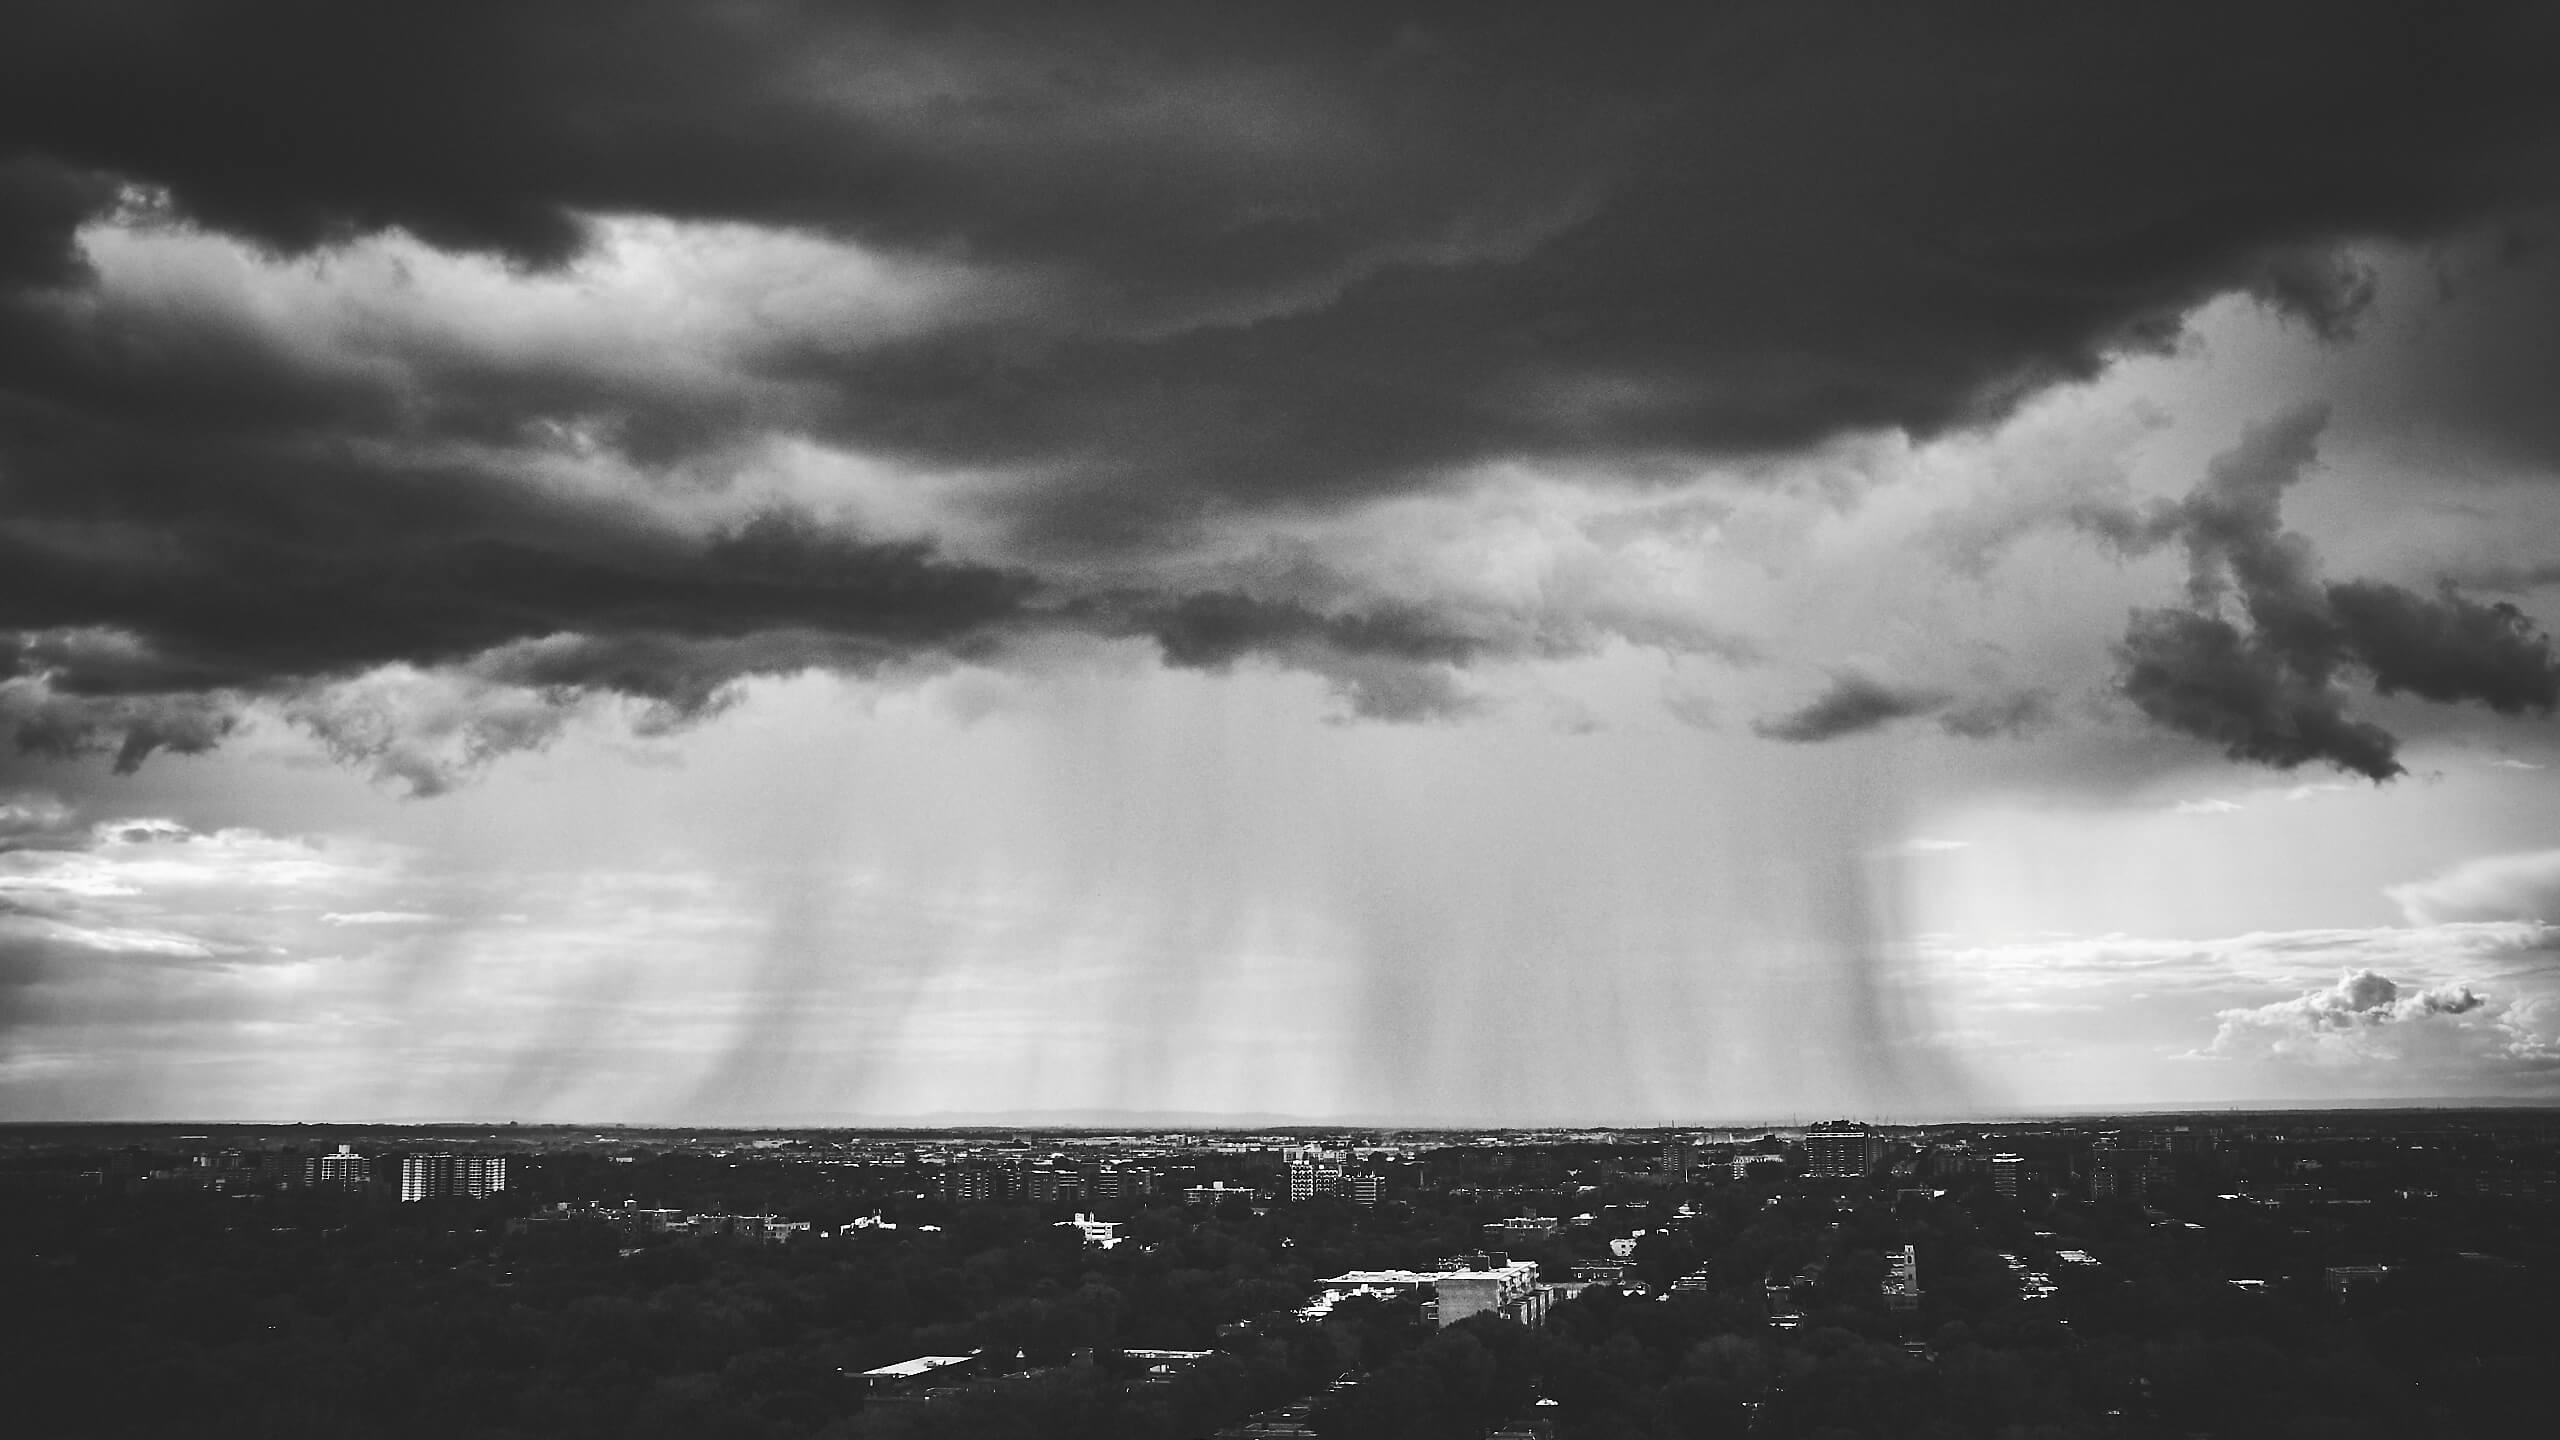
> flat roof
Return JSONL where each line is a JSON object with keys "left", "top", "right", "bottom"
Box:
{"left": 861, "top": 1354, "right": 977, "bottom": 1379}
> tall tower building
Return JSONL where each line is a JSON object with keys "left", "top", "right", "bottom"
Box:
{"left": 1882, "top": 1244, "right": 1922, "bottom": 1311}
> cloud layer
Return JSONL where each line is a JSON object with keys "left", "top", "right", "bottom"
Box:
{"left": 2, "top": 3, "right": 2559, "bottom": 786}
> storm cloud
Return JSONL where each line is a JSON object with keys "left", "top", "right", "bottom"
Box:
{"left": 2101, "top": 408, "right": 2560, "bottom": 779}
{"left": 3, "top": 3, "right": 2560, "bottom": 782}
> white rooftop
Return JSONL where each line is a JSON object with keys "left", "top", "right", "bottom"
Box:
{"left": 861, "top": 1354, "right": 977, "bottom": 1380}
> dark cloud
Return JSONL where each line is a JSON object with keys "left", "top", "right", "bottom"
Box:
{"left": 3, "top": 3, "right": 2556, "bottom": 495}
{"left": 2243, "top": 251, "right": 2382, "bottom": 343}
{"left": 2326, "top": 582, "right": 2560, "bottom": 714}
{"left": 1137, "top": 591, "right": 1485, "bottom": 672}
{"left": 3, "top": 3, "right": 2559, "bottom": 779}
{"left": 3, "top": 683, "right": 238, "bottom": 774}
{"left": 2097, "top": 407, "right": 2560, "bottom": 779}
{"left": 2334, "top": 219, "right": 2560, "bottom": 475}
{"left": 1118, "top": 591, "right": 1490, "bottom": 722}
{"left": 1754, "top": 672, "right": 2055, "bottom": 745}
{"left": 1754, "top": 674, "right": 1949, "bottom": 744}
{"left": 2115, "top": 608, "right": 2406, "bottom": 780}
{"left": 0, "top": 471, "right": 1043, "bottom": 771}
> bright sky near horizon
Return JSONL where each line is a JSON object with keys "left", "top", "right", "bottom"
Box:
{"left": 6, "top": 3, "right": 2560, "bottom": 1123}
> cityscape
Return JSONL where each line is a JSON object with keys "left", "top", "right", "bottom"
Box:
{"left": 9, "top": 4, "right": 2560, "bottom": 1437}
{"left": 7, "top": 1111, "right": 2556, "bottom": 1436}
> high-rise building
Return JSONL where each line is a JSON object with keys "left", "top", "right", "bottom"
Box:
{"left": 461, "top": 1155, "right": 508, "bottom": 1197}
{"left": 1805, "top": 1123, "right": 1886, "bottom": 1179}
{"left": 1927, "top": 1144, "right": 1988, "bottom": 1182}
{"left": 1287, "top": 1145, "right": 1345, "bottom": 1201}
{"left": 308, "top": 1144, "right": 372, "bottom": 1190}
{"left": 1093, "top": 1166, "right": 1157, "bottom": 1202}
{"left": 1991, "top": 1153, "right": 2024, "bottom": 1198}
{"left": 2088, "top": 1143, "right": 2128, "bottom": 1201}
{"left": 401, "top": 1153, "right": 456, "bottom": 1202}
{"left": 1027, "top": 1164, "right": 1083, "bottom": 1206}
{"left": 400, "top": 1153, "right": 509, "bottom": 1201}
{"left": 943, "top": 1164, "right": 1001, "bottom": 1203}
{"left": 1658, "top": 1137, "right": 1693, "bottom": 1182}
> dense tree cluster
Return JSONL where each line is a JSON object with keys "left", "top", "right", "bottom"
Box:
{"left": 2, "top": 1174, "right": 1346, "bottom": 1438}
{"left": 5, "top": 1123, "right": 2557, "bottom": 1439}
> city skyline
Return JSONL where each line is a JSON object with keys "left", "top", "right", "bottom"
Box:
{"left": 7, "top": 4, "right": 2560, "bottom": 1126}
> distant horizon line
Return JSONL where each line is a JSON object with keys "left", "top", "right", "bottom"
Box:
{"left": 9, "top": 1096, "right": 2560, "bottom": 1132}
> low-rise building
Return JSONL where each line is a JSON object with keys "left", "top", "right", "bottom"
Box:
{"left": 1483, "top": 1215, "right": 1559, "bottom": 1245}
{"left": 857, "top": 1353, "right": 979, "bottom": 1394}
{"left": 1060, "top": 1212, "right": 1122, "bottom": 1249}
{"left": 1308, "top": 1260, "right": 1558, "bottom": 1329}
{"left": 1184, "top": 1180, "right": 1257, "bottom": 1207}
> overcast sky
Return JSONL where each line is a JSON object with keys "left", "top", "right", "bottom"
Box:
{"left": 7, "top": 2, "right": 2560, "bottom": 1123}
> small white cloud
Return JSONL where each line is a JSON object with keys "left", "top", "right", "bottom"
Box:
{"left": 2199, "top": 969, "right": 2548, "bottom": 1076}
{"left": 1896, "top": 837, "right": 1971, "bottom": 854}
{"left": 2173, "top": 797, "right": 2243, "bottom": 815}
{"left": 320, "top": 911, "right": 438, "bottom": 926}
{"left": 2283, "top": 781, "right": 2356, "bottom": 802}
{"left": 2489, "top": 757, "right": 2546, "bottom": 771}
